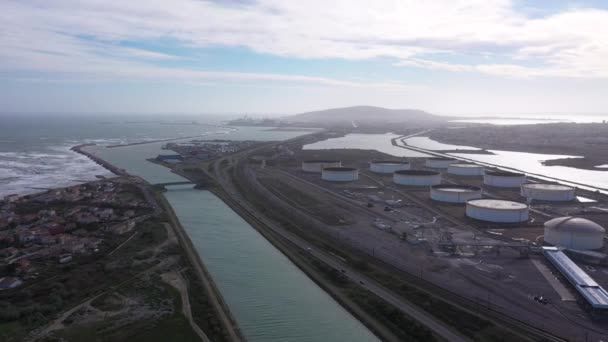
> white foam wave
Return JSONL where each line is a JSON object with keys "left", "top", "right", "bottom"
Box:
{"left": 0, "top": 147, "right": 112, "bottom": 197}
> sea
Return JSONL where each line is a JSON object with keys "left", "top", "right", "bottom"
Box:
{"left": 0, "top": 113, "right": 232, "bottom": 197}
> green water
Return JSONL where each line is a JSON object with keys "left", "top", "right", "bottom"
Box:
{"left": 84, "top": 129, "right": 378, "bottom": 342}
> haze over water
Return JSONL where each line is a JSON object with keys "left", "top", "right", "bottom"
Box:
{"left": 0, "top": 113, "right": 231, "bottom": 196}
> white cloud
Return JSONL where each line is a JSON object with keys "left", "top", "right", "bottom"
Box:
{"left": 0, "top": 0, "right": 607, "bottom": 82}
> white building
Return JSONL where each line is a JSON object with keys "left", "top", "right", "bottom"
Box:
{"left": 544, "top": 217, "right": 605, "bottom": 250}
{"left": 430, "top": 185, "right": 482, "bottom": 203}
{"left": 393, "top": 170, "right": 441, "bottom": 186}
{"left": 321, "top": 167, "right": 359, "bottom": 182}
{"left": 483, "top": 170, "right": 526, "bottom": 188}
{"left": 466, "top": 199, "right": 529, "bottom": 223}
{"left": 521, "top": 184, "right": 575, "bottom": 201}
{"left": 370, "top": 160, "right": 410, "bottom": 174}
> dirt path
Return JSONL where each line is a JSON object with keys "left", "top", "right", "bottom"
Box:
{"left": 36, "top": 294, "right": 104, "bottom": 337}
{"left": 162, "top": 270, "right": 211, "bottom": 342}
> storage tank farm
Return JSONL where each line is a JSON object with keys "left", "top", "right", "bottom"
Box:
{"left": 447, "top": 163, "right": 484, "bottom": 176}
{"left": 430, "top": 185, "right": 482, "bottom": 203}
{"left": 544, "top": 217, "right": 605, "bottom": 250}
{"left": 483, "top": 170, "right": 526, "bottom": 188}
{"left": 301, "top": 160, "right": 341, "bottom": 173}
{"left": 369, "top": 160, "right": 410, "bottom": 174}
{"left": 521, "top": 183, "right": 576, "bottom": 201}
{"left": 466, "top": 199, "right": 529, "bottom": 223}
{"left": 321, "top": 167, "right": 359, "bottom": 182}
{"left": 393, "top": 170, "right": 441, "bottom": 186}
{"left": 425, "top": 157, "right": 458, "bottom": 169}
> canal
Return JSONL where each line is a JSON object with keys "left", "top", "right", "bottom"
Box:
{"left": 84, "top": 127, "right": 378, "bottom": 342}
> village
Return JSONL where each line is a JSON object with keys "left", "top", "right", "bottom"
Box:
{"left": 0, "top": 177, "right": 155, "bottom": 290}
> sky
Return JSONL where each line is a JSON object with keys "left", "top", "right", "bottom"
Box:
{"left": 1, "top": 0, "right": 607, "bottom": 116}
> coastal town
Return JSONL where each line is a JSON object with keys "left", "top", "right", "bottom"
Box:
{"left": 0, "top": 174, "right": 236, "bottom": 342}
{"left": 0, "top": 177, "right": 154, "bottom": 291}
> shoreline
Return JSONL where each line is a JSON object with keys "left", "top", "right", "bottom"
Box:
{"left": 71, "top": 144, "right": 126, "bottom": 175}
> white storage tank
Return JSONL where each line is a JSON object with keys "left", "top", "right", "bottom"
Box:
{"left": 393, "top": 170, "right": 441, "bottom": 186}
{"left": 321, "top": 167, "right": 359, "bottom": 182}
{"left": 302, "top": 160, "right": 341, "bottom": 173}
{"left": 370, "top": 160, "right": 410, "bottom": 174}
{"left": 521, "top": 184, "right": 575, "bottom": 201}
{"left": 447, "top": 163, "right": 484, "bottom": 176}
{"left": 430, "top": 185, "right": 482, "bottom": 203}
{"left": 544, "top": 217, "right": 605, "bottom": 250}
{"left": 466, "top": 199, "right": 529, "bottom": 223}
{"left": 483, "top": 170, "right": 526, "bottom": 188}
{"left": 425, "top": 157, "right": 458, "bottom": 169}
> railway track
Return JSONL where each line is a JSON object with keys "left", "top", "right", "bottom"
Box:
{"left": 201, "top": 133, "right": 574, "bottom": 342}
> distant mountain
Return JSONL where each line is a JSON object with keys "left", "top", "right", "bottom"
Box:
{"left": 287, "top": 106, "right": 438, "bottom": 124}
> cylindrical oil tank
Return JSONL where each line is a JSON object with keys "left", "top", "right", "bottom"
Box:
{"left": 321, "top": 167, "right": 359, "bottom": 182}
{"left": 370, "top": 160, "right": 410, "bottom": 174}
{"left": 544, "top": 217, "right": 605, "bottom": 250}
{"left": 447, "top": 163, "right": 484, "bottom": 176}
{"left": 393, "top": 170, "right": 441, "bottom": 186}
{"left": 466, "top": 199, "right": 529, "bottom": 223}
{"left": 430, "top": 185, "right": 482, "bottom": 203}
{"left": 483, "top": 170, "right": 526, "bottom": 188}
{"left": 302, "top": 160, "right": 341, "bottom": 173}
{"left": 425, "top": 157, "right": 458, "bottom": 169}
{"left": 521, "top": 184, "right": 575, "bottom": 201}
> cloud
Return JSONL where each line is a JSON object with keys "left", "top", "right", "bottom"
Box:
{"left": 0, "top": 0, "right": 607, "bottom": 83}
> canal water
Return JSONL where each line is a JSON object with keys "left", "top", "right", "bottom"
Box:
{"left": 84, "top": 127, "right": 378, "bottom": 342}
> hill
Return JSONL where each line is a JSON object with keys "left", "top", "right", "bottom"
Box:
{"left": 287, "top": 106, "right": 438, "bottom": 124}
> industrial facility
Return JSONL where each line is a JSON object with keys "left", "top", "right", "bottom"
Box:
{"left": 447, "top": 163, "right": 484, "bottom": 176}
{"left": 544, "top": 247, "right": 608, "bottom": 314}
{"left": 321, "top": 167, "right": 359, "bottom": 182}
{"left": 430, "top": 184, "right": 482, "bottom": 203}
{"left": 465, "top": 199, "right": 529, "bottom": 223}
{"left": 483, "top": 170, "right": 527, "bottom": 188}
{"left": 226, "top": 130, "right": 608, "bottom": 340}
{"left": 369, "top": 160, "right": 410, "bottom": 174}
{"left": 521, "top": 183, "right": 576, "bottom": 201}
{"left": 425, "top": 157, "right": 458, "bottom": 169}
{"left": 544, "top": 217, "right": 605, "bottom": 250}
{"left": 393, "top": 169, "right": 441, "bottom": 186}
{"left": 302, "top": 160, "right": 342, "bottom": 173}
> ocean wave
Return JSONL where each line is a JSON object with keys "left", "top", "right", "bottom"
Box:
{"left": 0, "top": 149, "right": 112, "bottom": 197}
{"left": 0, "top": 152, "right": 20, "bottom": 158}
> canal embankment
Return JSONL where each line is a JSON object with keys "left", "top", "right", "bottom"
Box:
{"left": 155, "top": 191, "right": 245, "bottom": 342}
{"left": 72, "top": 143, "right": 126, "bottom": 175}
{"left": 71, "top": 143, "right": 244, "bottom": 342}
